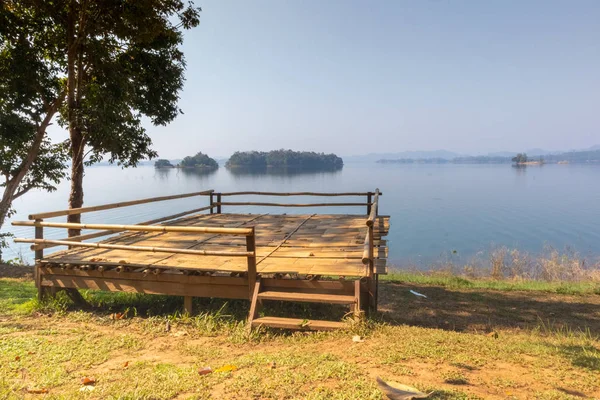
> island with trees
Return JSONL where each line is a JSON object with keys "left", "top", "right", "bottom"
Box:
{"left": 225, "top": 150, "right": 343, "bottom": 171}
{"left": 154, "top": 159, "right": 175, "bottom": 168}
{"left": 178, "top": 152, "right": 219, "bottom": 169}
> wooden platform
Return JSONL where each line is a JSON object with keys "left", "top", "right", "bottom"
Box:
{"left": 40, "top": 213, "right": 389, "bottom": 277}
{"left": 13, "top": 190, "right": 389, "bottom": 330}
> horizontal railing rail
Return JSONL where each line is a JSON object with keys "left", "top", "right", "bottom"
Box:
{"left": 12, "top": 221, "right": 254, "bottom": 236}
{"left": 13, "top": 238, "right": 254, "bottom": 257}
{"left": 30, "top": 205, "right": 216, "bottom": 251}
{"left": 216, "top": 202, "right": 369, "bottom": 208}
{"left": 28, "top": 190, "right": 214, "bottom": 220}
{"left": 219, "top": 191, "right": 383, "bottom": 196}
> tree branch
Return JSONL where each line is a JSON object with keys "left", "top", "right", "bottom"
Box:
{"left": 13, "top": 184, "right": 35, "bottom": 200}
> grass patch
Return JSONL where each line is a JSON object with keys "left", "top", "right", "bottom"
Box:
{"left": 383, "top": 271, "right": 600, "bottom": 295}
{"left": 2, "top": 275, "right": 600, "bottom": 398}
{"left": 0, "top": 279, "right": 36, "bottom": 313}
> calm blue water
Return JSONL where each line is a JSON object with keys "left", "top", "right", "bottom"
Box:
{"left": 3, "top": 163, "right": 600, "bottom": 266}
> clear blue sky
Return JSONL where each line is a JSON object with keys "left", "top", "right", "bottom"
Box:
{"left": 52, "top": 0, "right": 600, "bottom": 157}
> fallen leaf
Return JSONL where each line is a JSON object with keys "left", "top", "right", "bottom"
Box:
{"left": 376, "top": 377, "right": 432, "bottom": 399}
{"left": 352, "top": 335, "right": 365, "bottom": 343}
{"left": 214, "top": 365, "right": 237, "bottom": 373}
{"left": 26, "top": 388, "right": 49, "bottom": 394}
{"left": 81, "top": 377, "right": 96, "bottom": 386}
{"left": 198, "top": 367, "right": 213, "bottom": 375}
{"left": 173, "top": 330, "right": 188, "bottom": 337}
{"left": 15, "top": 355, "right": 20, "bottom": 361}
{"left": 165, "top": 319, "right": 171, "bottom": 332}
{"left": 110, "top": 312, "right": 125, "bottom": 320}
{"left": 122, "top": 361, "right": 129, "bottom": 369}
{"left": 27, "top": 351, "right": 35, "bottom": 355}
{"left": 268, "top": 361, "right": 276, "bottom": 369}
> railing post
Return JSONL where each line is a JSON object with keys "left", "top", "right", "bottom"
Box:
{"left": 209, "top": 192, "right": 214, "bottom": 214}
{"left": 366, "top": 192, "right": 372, "bottom": 215}
{"left": 246, "top": 227, "right": 257, "bottom": 300}
{"left": 34, "top": 219, "right": 45, "bottom": 301}
{"left": 217, "top": 193, "right": 222, "bottom": 214}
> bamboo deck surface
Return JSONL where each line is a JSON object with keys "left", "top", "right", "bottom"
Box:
{"left": 42, "top": 213, "right": 389, "bottom": 277}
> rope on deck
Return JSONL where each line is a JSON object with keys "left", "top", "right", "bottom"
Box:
{"left": 256, "top": 214, "right": 316, "bottom": 265}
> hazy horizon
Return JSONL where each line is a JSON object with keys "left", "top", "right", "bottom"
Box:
{"left": 48, "top": 0, "right": 600, "bottom": 159}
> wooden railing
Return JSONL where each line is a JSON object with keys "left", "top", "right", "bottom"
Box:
{"left": 12, "top": 220, "right": 258, "bottom": 298}
{"left": 12, "top": 189, "right": 381, "bottom": 299}
{"left": 212, "top": 191, "right": 381, "bottom": 215}
{"left": 362, "top": 188, "right": 380, "bottom": 309}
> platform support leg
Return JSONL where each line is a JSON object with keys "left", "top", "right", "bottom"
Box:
{"left": 184, "top": 296, "right": 193, "bottom": 315}
{"left": 247, "top": 278, "right": 262, "bottom": 330}
{"left": 35, "top": 264, "right": 50, "bottom": 302}
{"left": 354, "top": 279, "right": 363, "bottom": 318}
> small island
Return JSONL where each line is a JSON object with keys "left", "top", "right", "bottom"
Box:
{"left": 154, "top": 159, "right": 175, "bottom": 168}
{"left": 154, "top": 152, "right": 219, "bottom": 170}
{"left": 512, "top": 153, "right": 543, "bottom": 166}
{"left": 225, "top": 149, "right": 343, "bottom": 170}
{"left": 179, "top": 152, "right": 219, "bottom": 169}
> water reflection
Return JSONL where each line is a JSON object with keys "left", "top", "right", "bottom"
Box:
{"left": 511, "top": 164, "right": 527, "bottom": 175}
{"left": 154, "top": 167, "right": 174, "bottom": 180}
{"left": 226, "top": 165, "right": 343, "bottom": 178}
{"left": 177, "top": 167, "right": 218, "bottom": 180}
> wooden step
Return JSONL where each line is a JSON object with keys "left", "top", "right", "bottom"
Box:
{"left": 258, "top": 291, "right": 355, "bottom": 304}
{"left": 251, "top": 316, "right": 347, "bottom": 331}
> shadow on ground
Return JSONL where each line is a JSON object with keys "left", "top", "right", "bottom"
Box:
{"left": 378, "top": 281, "right": 600, "bottom": 333}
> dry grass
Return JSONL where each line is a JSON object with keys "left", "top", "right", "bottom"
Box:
{"left": 399, "top": 245, "right": 600, "bottom": 287}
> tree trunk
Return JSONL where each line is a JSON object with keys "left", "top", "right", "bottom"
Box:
{"left": 67, "top": 128, "right": 85, "bottom": 236}
{"left": 66, "top": 1, "right": 83, "bottom": 237}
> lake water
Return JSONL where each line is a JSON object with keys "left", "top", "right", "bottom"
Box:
{"left": 3, "top": 163, "right": 600, "bottom": 267}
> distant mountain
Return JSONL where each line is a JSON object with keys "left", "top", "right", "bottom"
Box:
{"left": 345, "top": 150, "right": 461, "bottom": 163}
{"left": 378, "top": 149, "right": 600, "bottom": 165}
{"left": 486, "top": 151, "right": 517, "bottom": 157}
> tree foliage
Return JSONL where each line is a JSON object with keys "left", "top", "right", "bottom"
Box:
{"left": 1, "top": 0, "right": 201, "bottom": 236}
{"left": 0, "top": 2, "right": 70, "bottom": 252}
{"left": 512, "top": 153, "right": 528, "bottom": 163}
{"left": 226, "top": 150, "right": 344, "bottom": 169}
{"left": 179, "top": 152, "right": 218, "bottom": 168}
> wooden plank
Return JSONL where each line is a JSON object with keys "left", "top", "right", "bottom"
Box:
{"left": 258, "top": 291, "right": 355, "bottom": 304}
{"left": 41, "top": 276, "right": 248, "bottom": 299}
{"left": 28, "top": 190, "right": 214, "bottom": 220}
{"left": 251, "top": 316, "right": 346, "bottom": 331}
{"left": 39, "top": 266, "right": 249, "bottom": 285}
{"left": 261, "top": 278, "right": 354, "bottom": 294}
{"left": 257, "top": 214, "right": 315, "bottom": 265}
